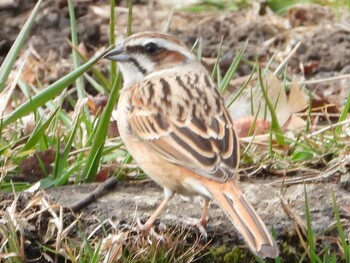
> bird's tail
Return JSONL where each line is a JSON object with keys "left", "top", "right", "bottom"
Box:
{"left": 208, "top": 181, "right": 278, "bottom": 258}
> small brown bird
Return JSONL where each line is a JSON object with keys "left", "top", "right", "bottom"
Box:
{"left": 104, "top": 32, "right": 278, "bottom": 258}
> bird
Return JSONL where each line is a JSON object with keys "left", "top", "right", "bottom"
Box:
{"left": 103, "top": 32, "right": 278, "bottom": 258}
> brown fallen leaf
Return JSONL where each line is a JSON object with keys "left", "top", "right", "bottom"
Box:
{"left": 232, "top": 116, "right": 270, "bottom": 138}
{"left": 19, "top": 149, "right": 56, "bottom": 182}
{"left": 87, "top": 94, "right": 109, "bottom": 115}
{"left": 341, "top": 204, "right": 350, "bottom": 219}
{"left": 101, "top": 233, "right": 125, "bottom": 262}
{"left": 288, "top": 4, "right": 334, "bottom": 28}
{"left": 96, "top": 166, "right": 115, "bottom": 182}
{"left": 230, "top": 73, "right": 308, "bottom": 135}
{"left": 108, "top": 120, "right": 120, "bottom": 138}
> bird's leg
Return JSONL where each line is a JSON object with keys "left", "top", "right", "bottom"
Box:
{"left": 199, "top": 198, "right": 210, "bottom": 227}
{"left": 138, "top": 189, "right": 174, "bottom": 238}
{"left": 197, "top": 198, "right": 209, "bottom": 239}
{"left": 184, "top": 197, "right": 210, "bottom": 240}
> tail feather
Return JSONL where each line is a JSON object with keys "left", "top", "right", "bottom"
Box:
{"left": 209, "top": 182, "right": 278, "bottom": 258}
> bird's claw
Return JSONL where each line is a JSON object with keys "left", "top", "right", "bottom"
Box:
{"left": 184, "top": 217, "right": 208, "bottom": 242}
{"left": 136, "top": 218, "right": 165, "bottom": 242}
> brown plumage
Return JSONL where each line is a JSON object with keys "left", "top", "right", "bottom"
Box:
{"left": 104, "top": 32, "right": 278, "bottom": 258}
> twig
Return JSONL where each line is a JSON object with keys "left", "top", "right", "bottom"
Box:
{"left": 307, "top": 119, "right": 350, "bottom": 138}
{"left": 273, "top": 41, "right": 301, "bottom": 77}
{"left": 69, "top": 177, "right": 118, "bottom": 212}
{"left": 271, "top": 155, "right": 350, "bottom": 186}
{"left": 297, "top": 74, "right": 350, "bottom": 85}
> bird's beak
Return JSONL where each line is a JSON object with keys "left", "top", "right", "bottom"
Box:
{"left": 103, "top": 45, "right": 131, "bottom": 62}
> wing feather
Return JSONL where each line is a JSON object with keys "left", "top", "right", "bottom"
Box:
{"left": 127, "top": 71, "right": 239, "bottom": 182}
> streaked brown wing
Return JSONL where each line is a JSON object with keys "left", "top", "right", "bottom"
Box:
{"left": 127, "top": 71, "right": 239, "bottom": 182}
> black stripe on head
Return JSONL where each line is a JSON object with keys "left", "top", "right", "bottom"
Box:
{"left": 126, "top": 43, "right": 164, "bottom": 55}
{"left": 128, "top": 57, "right": 147, "bottom": 75}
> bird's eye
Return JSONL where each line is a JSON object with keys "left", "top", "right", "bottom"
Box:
{"left": 143, "top": 42, "right": 160, "bottom": 54}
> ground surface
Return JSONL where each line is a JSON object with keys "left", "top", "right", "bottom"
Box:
{"left": 1, "top": 0, "right": 350, "bottom": 262}
{"left": 45, "top": 179, "right": 350, "bottom": 238}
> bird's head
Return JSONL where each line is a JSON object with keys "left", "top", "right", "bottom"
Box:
{"left": 104, "top": 32, "right": 197, "bottom": 87}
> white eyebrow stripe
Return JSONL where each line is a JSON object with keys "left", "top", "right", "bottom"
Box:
{"left": 126, "top": 38, "right": 195, "bottom": 59}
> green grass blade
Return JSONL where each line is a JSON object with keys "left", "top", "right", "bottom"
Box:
{"left": 56, "top": 160, "right": 84, "bottom": 186}
{"left": 84, "top": 73, "right": 105, "bottom": 94}
{"left": 254, "top": 255, "right": 265, "bottom": 263}
{"left": 258, "top": 68, "right": 285, "bottom": 145}
{"left": 67, "top": 0, "right": 85, "bottom": 99}
{"left": 17, "top": 79, "right": 33, "bottom": 100}
{"left": 0, "top": 222, "right": 24, "bottom": 263}
{"left": 74, "top": 116, "right": 100, "bottom": 176}
{"left": 83, "top": 144, "right": 104, "bottom": 182}
{"left": 336, "top": 92, "right": 350, "bottom": 133}
{"left": 190, "top": 38, "right": 199, "bottom": 53}
{"left": 323, "top": 244, "right": 331, "bottom": 263}
{"left": 127, "top": 0, "right": 133, "bottom": 36}
{"left": 90, "top": 240, "right": 102, "bottom": 263}
{"left": 211, "top": 36, "right": 224, "bottom": 80}
{"left": 83, "top": 74, "right": 122, "bottom": 182}
{"left": 219, "top": 40, "right": 248, "bottom": 92}
{"left": 304, "top": 186, "right": 315, "bottom": 262}
{"left": 247, "top": 104, "right": 261, "bottom": 137}
{"left": 109, "top": 0, "right": 116, "bottom": 85}
{"left": 227, "top": 64, "right": 255, "bottom": 108}
{"left": 272, "top": 228, "right": 281, "bottom": 263}
{"left": 304, "top": 186, "right": 322, "bottom": 263}
{"left": 70, "top": 43, "right": 111, "bottom": 91}
{"left": 332, "top": 191, "right": 350, "bottom": 262}
{"left": 0, "top": 0, "right": 43, "bottom": 92}
{"left": 1, "top": 52, "right": 104, "bottom": 127}
{"left": 82, "top": 0, "right": 133, "bottom": 182}
{"left": 19, "top": 108, "right": 59, "bottom": 152}
{"left": 36, "top": 153, "right": 50, "bottom": 177}
{"left": 53, "top": 107, "right": 83, "bottom": 179}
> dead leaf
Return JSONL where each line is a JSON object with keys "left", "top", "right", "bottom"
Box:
{"left": 102, "top": 233, "right": 125, "bottom": 263}
{"left": 288, "top": 4, "right": 334, "bottom": 27}
{"left": 19, "top": 149, "right": 56, "bottom": 181}
{"left": 230, "top": 73, "right": 308, "bottom": 135}
{"left": 341, "top": 204, "right": 350, "bottom": 219}
{"left": 108, "top": 120, "right": 119, "bottom": 138}
{"left": 96, "top": 166, "right": 115, "bottom": 182}
{"left": 232, "top": 116, "right": 270, "bottom": 138}
{"left": 266, "top": 74, "right": 308, "bottom": 130}
{"left": 77, "top": 42, "right": 88, "bottom": 58}
{"left": 87, "top": 94, "right": 109, "bottom": 116}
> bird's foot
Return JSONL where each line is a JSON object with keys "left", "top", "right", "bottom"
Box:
{"left": 183, "top": 217, "right": 208, "bottom": 242}
{"left": 136, "top": 218, "right": 165, "bottom": 242}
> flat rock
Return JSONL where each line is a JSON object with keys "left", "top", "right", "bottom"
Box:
{"left": 45, "top": 177, "right": 350, "bottom": 241}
